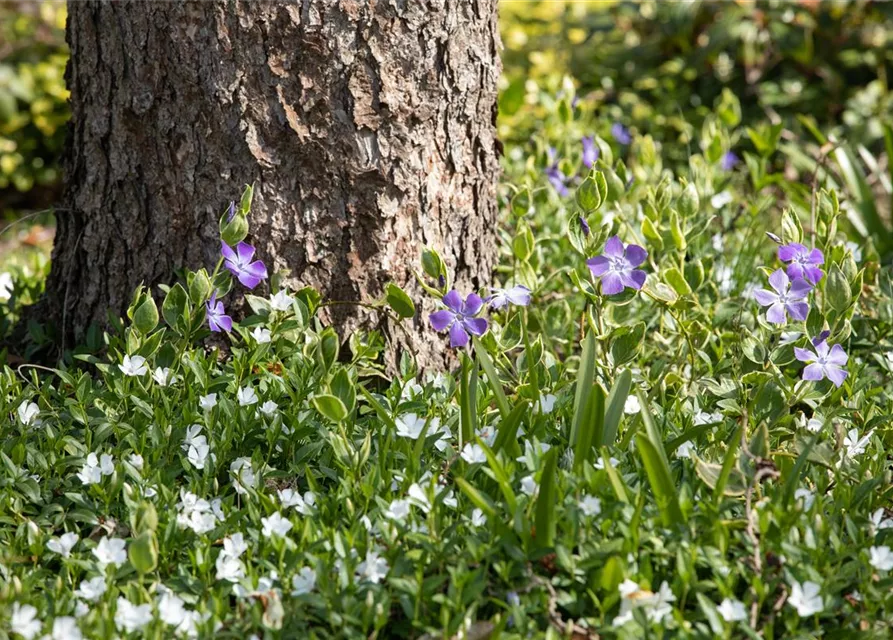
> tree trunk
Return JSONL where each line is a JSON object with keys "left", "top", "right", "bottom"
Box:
{"left": 46, "top": 0, "right": 501, "bottom": 370}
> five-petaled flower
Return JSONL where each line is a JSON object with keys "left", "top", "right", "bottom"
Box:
{"left": 582, "top": 136, "right": 599, "bottom": 168}
{"left": 221, "top": 241, "right": 268, "bottom": 289}
{"left": 487, "top": 285, "right": 531, "bottom": 310}
{"left": 611, "top": 123, "right": 631, "bottom": 145}
{"left": 586, "top": 236, "right": 648, "bottom": 295}
{"left": 753, "top": 269, "right": 811, "bottom": 324}
{"left": 795, "top": 339, "right": 848, "bottom": 387}
{"left": 206, "top": 291, "right": 232, "bottom": 333}
{"left": 778, "top": 243, "right": 824, "bottom": 283}
{"left": 429, "top": 290, "right": 489, "bottom": 348}
{"left": 119, "top": 355, "right": 148, "bottom": 377}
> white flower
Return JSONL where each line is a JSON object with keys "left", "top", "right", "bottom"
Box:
{"left": 711, "top": 233, "right": 724, "bottom": 252}
{"left": 0, "top": 272, "right": 13, "bottom": 301}
{"left": 251, "top": 327, "right": 272, "bottom": 344}
{"left": 10, "top": 603, "right": 41, "bottom": 640}
{"left": 613, "top": 579, "right": 644, "bottom": 626}
{"left": 694, "top": 411, "right": 721, "bottom": 426}
{"left": 73, "top": 601, "right": 89, "bottom": 617}
{"left": 399, "top": 379, "right": 424, "bottom": 402}
{"left": 291, "top": 567, "right": 317, "bottom": 596}
{"left": 356, "top": 549, "right": 389, "bottom": 584}
{"left": 119, "top": 355, "right": 148, "bottom": 377}
{"left": 460, "top": 443, "right": 486, "bottom": 464}
{"left": 17, "top": 401, "right": 40, "bottom": 426}
{"left": 470, "top": 508, "right": 487, "bottom": 527}
{"left": 152, "top": 367, "right": 172, "bottom": 386}
{"left": 806, "top": 417, "right": 823, "bottom": 433}
{"left": 261, "top": 512, "right": 293, "bottom": 538}
{"left": 98, "top": 454, "right": 114, "bottom": 476}
{"left": 278, "top": 489, "right": 315, "bottom": 515}
{"left": 407, "top": 483, "right": 431, "bottom": 512}
{"left": 536, "top": 394, "right": 557, "bottom": 414}
{"left": 869, "top": 546, "right": 893, "bottom": 571}
{"left": 384, "top": 499, "right": 412, "bottom": 521}
{"left": 717, "top": 598, "right": 747, "bottom": 622}
{"left": 230, "top": 457, "right": 257, "bottom": 494}
{"left": 259, "top": 400, "right": 278, "bottom": 416}
{"left": 780, "top": 331, "right": 803, "bottom": 345}
{"left": 73, "top": 576, "right": 107, "bottom": 602}
{"left": 788, "top": 580, "right": 823, "bottom": 617}
{"left": 676, "top": 441, "right": 695, "bottom": 459}
{"left": 216, "top": 554, "right": 245, "bottom": 582}
{"left": 77, "top": 453, "right": 105, "bottom": 485}
{"left": 157, "top": 590, "right": 187, "bottom": 626}
{"left": 270, "top": 290, "right": 294, "bottom": 312}
{"left": 93, "top": 537, "right": 127, "bottom": 568}
{"left": 844, "top": 429, "right": 871, "bottom": 458}
{"left": 646, "top": 581, "right": 676, "bottom": 623}
{"left": 442, "top": 489, "right": 458, "bottom": 509}
{"left": 794, "top": 488, "right": 815, "bottom": 510}
{"left": 46, "top": 532, "right": 79, "bottom": 558}
{"left": 594, "top": 456, "right": 620, "bottom": 470}
{"left": 186, "top": 438, "right": 211, "bottom": 470}
{"left": 222, "top": 533, "right": 248, "bottom": 559}
{"left": 128, "top": 453, "right": 144, "bottom": 470}
{"left": 395, "top": 413, "right": 426, "bottom": 439}
{"left": 199, "top": 393, "right": 218, "bottom": 411}
{"left": 716, "top": 264, "right": 735, "bottom": 295}
{"left": 710, "top": 190, "right": 733, "bottom": 209}
{"left": 623, "top": 395, "right": 640, "bottom": 415}
{"left": 520, "top": 476, "right": 537, "bottom": 497}
{"left": 870, "top": 508, "right": 893, "bottom": 532}
{"left": 579, "top": 495, "right": 601, "bottom": 517}
{"left": 46, "top": 616, "right": 82, "bottom": 640}
{"left": 114, "top": 597, "right": 153, "bottom": 633}
{"left": 846, "top": 241, "right": 862, "bottom": 263}
{"left": 237, "top": 386, "right": 258, "bottom": 407}
{"left": 176, "top": 491, "right": 222, "bottom": 535}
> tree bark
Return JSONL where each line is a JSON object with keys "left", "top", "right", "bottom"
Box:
{"left": 46, "top": 0, "right": 500, "bottom": 370}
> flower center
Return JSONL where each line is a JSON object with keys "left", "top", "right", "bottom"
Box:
{"left": 610, "top": 257, "right": 627, "bottom": 272}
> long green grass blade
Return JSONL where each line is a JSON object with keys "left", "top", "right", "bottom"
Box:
{"left": 492, "top": 402, "right": 526, "bottom": 457}
{"left": 573, "top": 384, "right": 604, "bottom": 472}
{"left": 635, "top": 390, "right": 684, "bottom": 526}
{"left": 475, "top": 340, "right": 510, "bottom": 418}
{"left": 534, "top": 449, "right": 559, "bottom": 548}
{"left": 601, "top": 369, "right": 632, "bottom": 447}
{"left": 570, "top": 330, "right": 597, "bottom": 444}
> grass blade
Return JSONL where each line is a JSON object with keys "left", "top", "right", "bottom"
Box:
{"left": 635, "top": 390, "right": 684, "bottom": 526}
{"left": 599, "top": 446, "right": 629, "bottom": 504}
{"left": 492, "top": 402, "right": 526, "bottom": 458}
{"left": 570, "top": 330, "right": 597, "bottom": 444}
{"left": 534, "top": 448, "right": 559, "bottom": 548}
{"left": 601, "top": 368, "right": 632, "bottom": 447}
{"left": 573, "top": 383, "right": 604, "bottom": 472}
{"left": 475, "top": 340, "right": 510, "bottom": 418}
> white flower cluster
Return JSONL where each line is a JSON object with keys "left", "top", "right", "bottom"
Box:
{"left": 176, "top": 491, "right": 224, "bottom": 535}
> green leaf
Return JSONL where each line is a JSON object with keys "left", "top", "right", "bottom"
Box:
{"left": 475, "top": 342, "right": 510, "bottom": 418}
{"left": 385, "top": 283, "right": 416, "bottom": 319}
{"left": 598, "top": 447, "right": 629, "bottom": 503}
{"left": 512, "top": 223, "right": 535, "bottom": 261}
{"left": 132, "top": 296, "right": 159, "bottom": 335}
{"left": 601, "top": 369, "right": 632, "bottom": 447}
{"left": 664, "top": 267, "right": 692, "bottom": 296}
{"left": 534, "top": 449, "right": 559, "bottom": 548}
{"left": 492, "top": 402, "right": 526, "bottom": 458}
{"left": 635, "top": 390, "right": 684, "bottom": 526}
{"left": 311, "top": 394, "right": 348, "bottom": 423}
{"left": 455, "top": 478, "right": 497, "bottom": 518}
{"left": 330, "top": 368, "right": 356, "bottom": 414}
{"left": 826, "top": 264, "right": 850, "bottom": 312}
{"left": 161, "top": 283, "right": 188, "bottom": 331}
{"left": 573, "top": 384, "right": 604, "bottom": 471}
{"left": 677, "top": 183, "right": 699, "bottom": 218}
{"left": 128, "top": 531, "right": 158, "bottom": 574}
{"left": 712, "top": 423, "right": 744, "bottom": 502}
{"left": 570, "top": 330, "right": 597, "bottom": 444}
{"left": 610, "top": 324, "right": 644, "bottom": 368}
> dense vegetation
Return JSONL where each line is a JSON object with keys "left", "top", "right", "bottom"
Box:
{"left": 2, "top": 2, "right": 893, "bottom": 638}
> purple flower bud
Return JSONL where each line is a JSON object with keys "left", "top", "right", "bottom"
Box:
{"left": 611, "top": 123, "right": 631, "bottom": 145}
{"left": 429, "top": 290, "right": 489, "bottom": 348}
{"left": 778, "top": 243, "right": 824, "bottom": 284}
{"left": 586, "top": 236, "right": 647, "bottom": 296}
{"left": 766, "top": 232, "right": 782, "bottom": 244}
{"left": 221, "top": 241, "right": 268, "bottom": 289}
{"left": 795, "top": 340, "right": 848, "bottom": 387}
{"left": 206, "top": 291, "right": 232, "bottom": 332}
{"left": 226, "top": 201, "right": 236, "bottom": 222}
{"left": 753, "top": 269, "right": 811, "bottom": 324}
{"left": 579, "top": 215, "right": 591, "bottom": 237}
{"left": 544, "top": 147, "right": 569, "bottom": 197}
{"left": 720, "top": 151, "right": 739, "bottom": 171}
{"left": 811, "top": 330, "right": 830, "bottom": 346}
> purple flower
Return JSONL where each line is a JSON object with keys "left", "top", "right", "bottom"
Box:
{"left": 611, "top": 123, "right": 631, "bottom": 145}
{"left": 221, "top": 241, "right": 268, "bottom": 289}
{"left": 545, "top": 147, "right": 569, "bottom": 196}
{"left": 753, "top": 269, "right": 811, "bottom": 324}
{"left": 429, "top": 291, "right": 489, "bottom": 348}
{"left": 795, "top": 340, "right": 848, "bottom": 387}
{"left": 487, "top": 285, "right": 531, "bottom": 310}
{"left": 720, "top": 151, "right": 739, "bottom": 171}
{"left": 206, "top": 291, "right": 232, "bottom": 333}
{"left": 586, "top": 236, "right": 648, "bottom": 295}
{"left": 778, "top": 243, "right": 824, "bottom": 283}
{"left": 582, "top": 136, "right": 599, "bottom": 169}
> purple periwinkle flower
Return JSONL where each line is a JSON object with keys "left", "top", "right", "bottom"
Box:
{"left": 778, "top": 243, "right": 824, "bottom": 283}
{"left": 206, "top": 291, "right": 232, "bottom": 333}
{"left": 221, "top": 241, "right": 268, "bottom": 289}
{"left": 720, "top": 151, "right": 739, "bottom": 171}
{"left": 753, "top": 269, "right": 811, "bottom": 324}
{"left": 586, "top": 236, "right": 647, "bottom": 295}
{"left": 582, "top": 136, "right": 599, "bottom": 169}
{"left": 429, "top": 290, "right": 489, "bottom": 348}
{"left": 611, "top": 123, "right": 631, "bottom": 145}
{"left": 795, "top": 340, "right": 848, "bottom": 387}
{"left": 545, "top": 147, "right": 569, "bottom": 196}
{"left": 487, "top": 285, "right": 531, "bottom": 310}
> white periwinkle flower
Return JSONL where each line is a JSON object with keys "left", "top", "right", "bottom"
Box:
{"left": 230, "top": 457, "right": 257, "bottom": 494}
{"left": 259, "top": 400, "right": 278, "bottom": 416}
{"left": 787, "top": 580, "right": 823, "bottom": 617}
{"left": 10, "top": 603, "right": 41, "bottom": 640}
{"left": 843, "top": 429, "right": 871, "bottom": 458}
{"left": 717, "top": 598, "right": 747, "bottom": 622}
{"left": 470, "top": 508, "right": 487, "bottom": 527}
{"left": 128, "top": 453, "right": 144, "bottom": 470}
{"left": 384, "top": 499, "right": 412, "bottom": 522}
{"left": 395, "top": 413, "right": 426, "bottom": 439}
{"left": 93, "top": 537, "right": 127, "bottom": 568}
{"left": 579, "top": 495, "right": 601, "bottom": 517}
{"left": 261, "top": 512, "right": 293, "bottom": 538}
{"left": 46, "top": 532, "right": 79, "bottom": 558}
{"left": 114, "top": 597, "right": 153, "bottom": 633}
{"left": 152, "top": 367, "right": 172, "bottom": 386}
{"left": 17, "top": 401, "right": 40, "bottom": 426}
{"left": 270, "top": 290, "right": 294, "bottom": 312}
{"left": 794, "top": 488, "right": 815, "bottom": 510}
{"left": 460, "top": 443, "right": 487, "bottom": 464}
{"left": 869, "top": 545, "right": 893, "bottom": 571}
{"left": 46, "top": 616, "right": 83, "bottom": 640}
{"left": 676, "top": 440, "right": 695, "bottom": 459}
{"left": 520, "top": 476, "right": 537, "bottom": 497}
{"left": 623, "top": 395, "right": 640, "bottom": 415}
{"left": 199, "top": 393, "right": 218, "bottom": 411}
{"left": 251, "top": 327, "right": 272, "bottom": 344}
{"left": 74, "top": 576, "right": 107, "bottom": 602}
{"left": 119, "top": 355, "right": 148, "bottom": 377}
{"left": 237, "top": 386, "right": 258, "bottom": 407}
{"left": 291, "top": 567, "right": 317, "bottom": 595}
{"left": 0, "top": 272, "right": 13, "bottom": 301}
{"left": 356, "top": 549, "right": 389, "bottom": 584}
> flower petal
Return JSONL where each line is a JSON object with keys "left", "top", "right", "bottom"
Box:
{"left": 220, "top": 241, "right": 237, "bottom": 263}
{"left": 601, "top": 272, "right": 624, "bottom": 295}
{"left": 827, "top": 344, "right": 848, "bottom": 366}
{"left": 429, "top": 310, "right": 455, "bottom": 332}
{"left": 794, "top": 347, "right": 815, "bottom": 363}
{"left": 778, "top": 243, "right": 804, "bottom": 262}
{"left": 506, "top": 285, "right": 531, "bottom": 306}
{"left": 786, "top": 301, "right": 809, "bottom": 321}
{"left": 463, "top": 293, "right": 484, "bottom": 316}
{"left": 624, "top": 244, "right": 648, "bottom": 268}
{"left": 586, "top": 256, "right": 610, "bottom": 276}
{"left": 449, "top": 322, "right": 469, "bottom": 348}
{"left": 802, "top": 363, "right": 825, "bottom": 381}
{"left": 768, "top": 269, "right": 789, "bottom": 295}
{"left": 442, "top": 291, "right": 464, "bottom": 313}
{"left": 807, "top": 248, "right": 824, "bottom": 265}
{"left": 463, "top": 317, "right": 489, "bottom": 337}
{"left": 604, "top": 236, "right": 624, "bottom": 258}
{"left": 789, "top": 278, "right": 813, "bottom": 298}
{"left": 752, "top": 289, "right": 777, "bottom": 306}
{"left": 236, "top": 241, "right": 256, "bottom": 264}
{"left": 825, "top": 365, "right": 847, "bottom": 387}
{"left": 765, "top": 302, "right": 787, "bottom": 324}
{"left": 620, "top": 270, "right": 646, "bottom": 290}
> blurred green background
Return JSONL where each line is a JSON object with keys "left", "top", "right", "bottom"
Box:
{"left": 1, "top": 0, "right": 891, "bottom": 262}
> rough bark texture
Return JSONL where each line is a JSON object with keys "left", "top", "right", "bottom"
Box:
{"left": 47, "top": 0, "right": 500, "bottom": 369}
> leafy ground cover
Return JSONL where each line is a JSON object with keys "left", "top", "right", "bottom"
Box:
{"left": 2, "top": 2, "right": 893, "bottom": 639}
